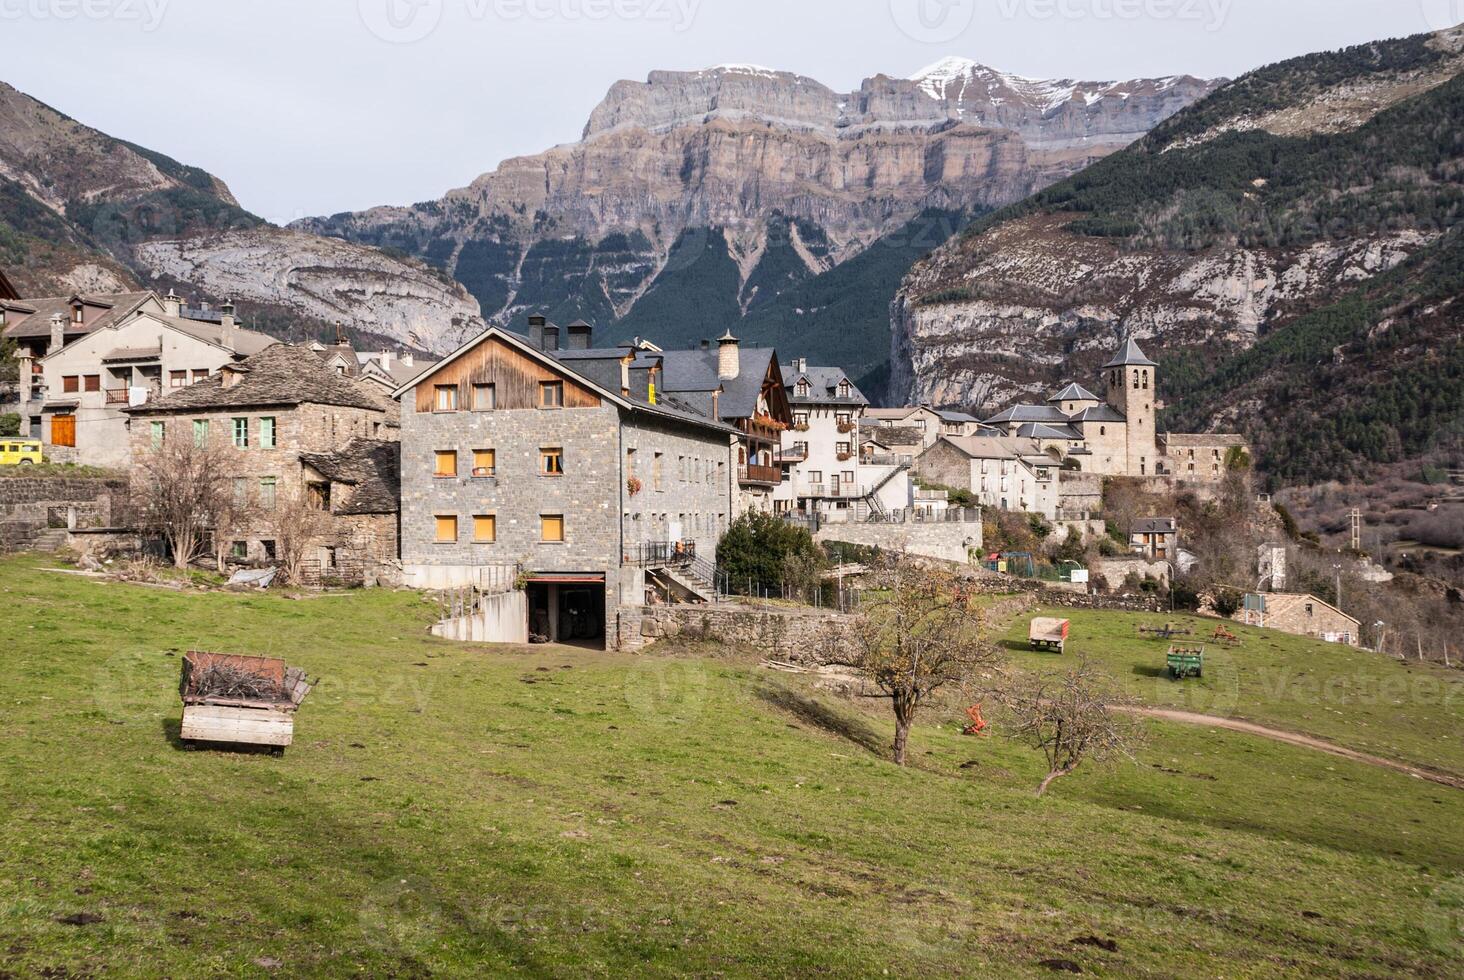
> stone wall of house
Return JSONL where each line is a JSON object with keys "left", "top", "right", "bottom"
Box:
{"left": 399, "top": 396, "right": 623, "bottom": 587}
{"left": 1057, "top": 472, "right": 1102, "bottom": 518}
{"left": 911, "top": 440, "right": 971, "bottom": 490}
{"left": 127, "top": 401, "right": 391, "bottom": 566}
{"left": 815, "top": 520, "right": 982, "bottom": 564}
{"left": 0, "top": 475, "right": 129, "bottom": 550}
{"left": 1231, "top": 593, "right": 1360, "bottom": 646}
{"left": 1094, "top": 556, "right": 1173, "bottom": 587}
{"left": 621, "top": 413, "right": 736, "bottom": 569}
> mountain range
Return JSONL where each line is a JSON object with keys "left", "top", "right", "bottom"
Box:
{"left": 893, "top": 24, "right": 1464, "bottom": 485}
{"left": 293, "top": 60, "right": 1219, "bottom": 381}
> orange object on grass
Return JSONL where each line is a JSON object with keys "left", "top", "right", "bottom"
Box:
{"left": 962, "top": 703, "right": 988, "bottom": 736}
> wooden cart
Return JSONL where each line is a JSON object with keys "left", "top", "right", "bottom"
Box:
{"left": 179, "top": 652, "right": 312, "bottom": 755}
{"left": 1029, "top": 617, "right": 1071, "bottom": 653}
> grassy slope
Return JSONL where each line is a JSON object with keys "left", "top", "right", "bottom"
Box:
{"left": 1, "top": 555, "right": 1461, "bottom": 977}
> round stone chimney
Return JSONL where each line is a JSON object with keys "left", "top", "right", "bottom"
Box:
{"left": 717, "top": 330, "right": 740, "bottom": 380}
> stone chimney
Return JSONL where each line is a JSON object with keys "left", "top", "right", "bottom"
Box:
{"left": 379, "top": 349, "right": 393, "bottom": 370}
{"left": 528, "top": 314, "right": 547, "bottom": 349}
{"left": 401, "top": 352, "right": 414, "bottom": 369}
{"left": 48, "top": 313, "right": 65, "bottom": 353}
{"left": 567, "top": 320, "right": 592, "bottom": 350}
{"left": 796, "top": 357, "right": 807, "bottom": 374}
{"left": 163, "top": 289, "right": 182, "bottom": 318}
{"left": 219, "top": 299, "right": 236, "bottom": 351}
{"left": 717, "top": 330, "right": 740, "bottom": 381}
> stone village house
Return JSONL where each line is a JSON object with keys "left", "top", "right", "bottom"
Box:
{"left": 913, "top": 434, "right": 1060, "bottom": 520}
{"left": 392, "top": 324, "right": 738, "bottom": 650}
{"left": 124, "top": 344, "right": 399, "bottom": 580}
{"left": 2, "top": 289, "right": 276, "bottom": 466}
{"left": 772, "top": 360, "right": 911, "bottom": 523}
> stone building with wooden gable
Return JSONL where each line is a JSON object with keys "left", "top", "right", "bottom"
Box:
{"left": 124, "top": 344, "right": 398, "bottom": 579}
{"left": 392, "top": 323, "right": 738, "bottom": 650}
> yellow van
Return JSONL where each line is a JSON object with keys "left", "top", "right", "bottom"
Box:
{"left": 0, "top": 439, "right": 43, "bottom": 466}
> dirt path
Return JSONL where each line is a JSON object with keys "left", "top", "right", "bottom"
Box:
{"left": 1115, "top": 706, "right": 1464, "bottom": 791}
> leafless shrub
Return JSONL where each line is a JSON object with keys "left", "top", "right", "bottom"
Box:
{"left": 1000, "top": 656, "right": 1147, "bottom": 797}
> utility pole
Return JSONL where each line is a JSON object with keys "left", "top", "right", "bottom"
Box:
{"left": 1350, "top": 508, "right": 1361, "bottom": 552}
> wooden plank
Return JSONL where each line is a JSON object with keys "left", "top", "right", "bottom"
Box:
{"left": 181, "top": 705, "right": 294, "bottom": 746}
{"left": 412, "top": 334, "right": 601, "bottom": 413}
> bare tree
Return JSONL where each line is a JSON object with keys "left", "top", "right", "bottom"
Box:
{"left": 1001, "top": 656, "right": 1146, "bottom": 797}
{"left": 830, "top": 555, "right": 1000, "bottom": 765}
{"left": 130, "top": 436, "right": 235, "bottom": 569}
{"left": 271, "top": 484, "right": 330, "bottom": 585}
{"left": 211, "top": 476, "right": 257, "bottom": 574}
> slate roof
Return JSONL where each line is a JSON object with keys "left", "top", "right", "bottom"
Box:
{"left": 1102, "top": 337, "right": 1159, "bottom": 368}
{"left": 658, "top": 345, "right": 777, "bottom": 422}
{"left": 157, "top": 313, "right": 276, "bottom": 356}
{"left": 1016, "top": 422, "right": 1083, "bottom": 440}
{"left": 936, "top": 409, "right": 980, "bottom": 423}
{"left": 859, "top": 421, "right": 924, "bottom": 446}
{"left": 3, "top": 291, "right": 155, "bottom": 339}
{"left": 781, "top": 363, "right": 868, "bottom": 407}
{"left": 1048, "top": 382, "right": 1099, "bottom": 404}
{"left": 940, "top": 435, "right": 1046, "bottom": 460}
{"left": 983, "top": 404, "right": 1070, "bottom": 426}
{"left": 127, "top": 344, "right": 390, "bottom": 414}
{"left": 1071, "top": 405, "right": 1127, "bottom": 424}
{"left": 299, "top": 439, "right": 401, "bottom": 515}
{"left": 1132, "top": 518, "right": 1177, "bottom": 535}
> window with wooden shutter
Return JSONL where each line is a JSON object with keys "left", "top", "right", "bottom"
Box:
{"left": 540, "top": 515, "right": 564, "bottom": 542}
{"left": 434, "top": 450, "right": 458, "bottom": 478}
{"left": 473, "top": 515, "right": 496, "bottom": 543}
{"left": 435, "top": 515, "right": 458, "bottom": 542}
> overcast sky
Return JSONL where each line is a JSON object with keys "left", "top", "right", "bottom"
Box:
{"left": 2, "top": 0, "right": 1454, "bottom": 222}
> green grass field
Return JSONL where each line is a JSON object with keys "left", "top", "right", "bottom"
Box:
{"left": 1, "top": 555, "right": 1461, "bottom": 977}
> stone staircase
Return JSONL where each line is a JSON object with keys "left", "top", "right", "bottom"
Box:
{"left": 32, "top": 528, "right": 70, "bottom": 552}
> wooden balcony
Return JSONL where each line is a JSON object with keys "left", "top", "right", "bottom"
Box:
{"left": 104, "top": 388, "right": 130, "bottom": 405}
{"left": 739, "top": 464, "right": 782, "bottom": 487}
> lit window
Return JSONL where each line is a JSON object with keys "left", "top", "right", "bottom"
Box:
{"left": 435, "top": 515, "right": 458, "bottom": 542}
{"left": 539, "top": 381, "right": 564, "bottom": 408}
{"left": 540, "top": 448, "right": 563, "bottom": 476}
{"left": 473, "top": 449, "right": 496, "bottom": 477}
{"left": 259, "top": 417, "right": 276, "bottom": 449}
{"left": 434, "top": 384, "right": 458, "bottom": 411}
{"left": 473, "top": 515, "right": 496, "bottom": 543}
{"left": 472, "top": 383, "right": 496, "bottom": 411}
{"left": 258, "top": 476, "right": 277, "bottom": 510}
{"left": 434, "top": 450, "right": 458, "bottom": 478}
{"left": 541, "top": 514, "right": 565, "bottom": 542}
{"left": 232, "top": 418, "right": 249, "bottom": 447}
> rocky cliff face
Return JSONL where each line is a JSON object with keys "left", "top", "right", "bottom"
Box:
{"left": 297, "top": 62, "right": 1221, "bottom": 335}
{"left": 0, "top": 80, "right": 483, "bottom": 350}
{"left": 891, "top": 26, "right": 1464, "bottom": 483}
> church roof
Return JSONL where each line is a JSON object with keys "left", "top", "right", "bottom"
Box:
{"left": 983, "top": 404, "right": 1069, "bottom": 426}
{"left": 1048, "top": 382, "right": 1099, "bottom": 404}
{"left": 1103, "top": 337, "right": 1158, "bottom": 368}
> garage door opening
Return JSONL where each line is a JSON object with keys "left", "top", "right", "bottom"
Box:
{"left": 525, "top": 574, "right": 606, "bottom": 649}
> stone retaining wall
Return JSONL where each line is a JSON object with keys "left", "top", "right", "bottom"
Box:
{"left": 635, "top": 603, "right": 856, "bottom": 662}
{"left": 0, "top": 476, "right": 128, "bottom": 551}
{"left": 815, "top": 521, "right": 981, "bottom": 565}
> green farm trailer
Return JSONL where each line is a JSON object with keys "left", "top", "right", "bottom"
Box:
{"left": 1166, "top": 645, "right": 1204, "bottom": 679}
